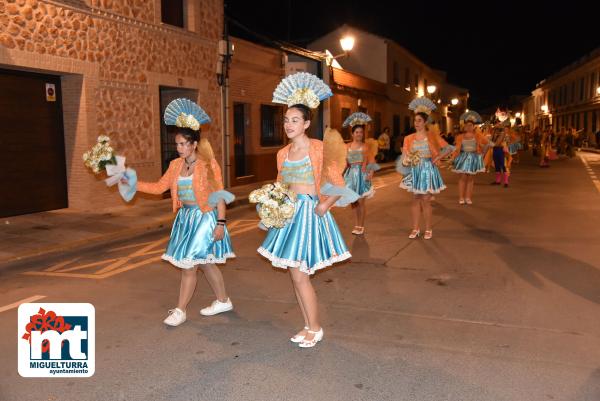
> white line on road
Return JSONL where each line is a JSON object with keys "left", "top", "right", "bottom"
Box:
{"left": 0, "top": 295, "right": 46, "bottom": 313}
{"left": 579, "top": 154, "right": 600, "bottom": 194}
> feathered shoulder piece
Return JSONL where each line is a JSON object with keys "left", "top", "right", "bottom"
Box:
{"left": 164, "top": 98, "right": 211, "bottom": 131}
{"left": 321, "top": 128, "right": 347, "bottom": 183}
{"left": 197, "top": 138, "right": 219, "bottom": 189}
{"left": 460, "top": 110, "right": 482, "bottom": 124}
{"left": 272, "top": 72, "right": 332, "bottom": 109}
{"left": 342, "top": 112, "right": 372, "bottom": 128}
{"left": 365, "top": 138, "right": 379, "bottom": 159}
{"left": 408, "top": 97, "right": 437, "bottom": 115}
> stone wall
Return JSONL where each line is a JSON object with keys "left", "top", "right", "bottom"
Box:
{"left": 0, "top": 0, "right": 224, "bottom": 210}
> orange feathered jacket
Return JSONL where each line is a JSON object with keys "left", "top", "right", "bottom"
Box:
{"left": 402, "top": 131, "right": 450, "bottom": 161}
{"left": 137, "top": 158, "right": 224, "bottom": 213}
{"left": 451, "top": 133, "right": 489, "bottom": 158}
{"left": 276, "top": 138, "right": 345, "bottom": 200}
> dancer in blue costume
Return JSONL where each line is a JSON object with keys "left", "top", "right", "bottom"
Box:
{"left": 342, "top": 112, "right": 380, "bottom": 235}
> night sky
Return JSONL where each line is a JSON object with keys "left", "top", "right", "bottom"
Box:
{"left": 225, "top": 0, "right": 599, "bottom": 111}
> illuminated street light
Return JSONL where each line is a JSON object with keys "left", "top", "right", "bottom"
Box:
{"left": 515, "top": 112, "right": 522, "bottom": 118}
{"left": 327, "top": 36, "right": 355, "bottom": 61}
{"left": 451, "top": 98, "right": 459, "bottom": 106}
{"left": 340, "top": 36, "right": 355, "bottom": 52}
{"left": 427, "top": 85, "right": 437, "bottom": 94}
{"left": 541, "top": 105, "right": 548, "bottom": 113}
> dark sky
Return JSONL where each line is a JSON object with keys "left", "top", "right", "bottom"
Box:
{"left": 225, "top": 0, "right": 599, "bottom": 111}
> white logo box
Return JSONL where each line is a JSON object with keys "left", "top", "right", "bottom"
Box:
{"left": 18, "top": 303, "right": 95, "bottom": 378}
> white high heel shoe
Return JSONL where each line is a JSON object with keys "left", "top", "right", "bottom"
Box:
{"left": 408, "top": 229, "right": 420, "bottom": 239}
{"left": 298, "top": 328, "right": 324, "bottom": 348}
{"left": 290, "top": 326, "right": 309, "bottom": 343}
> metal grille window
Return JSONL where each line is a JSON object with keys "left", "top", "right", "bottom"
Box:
{"left": 260, "top": 104, "right": 284, "bottom": 147}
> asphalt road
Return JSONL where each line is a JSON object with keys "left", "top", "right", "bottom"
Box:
{"left": 1, "top": 153, "right": 599, "bottom": 401}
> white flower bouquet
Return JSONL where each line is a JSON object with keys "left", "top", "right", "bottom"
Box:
{"left": 83, "top": 135, "right": 129, "bottom": 188}
{"left": 249, "top": 182, "right": 297, "bottom": 229}
{"left": 83, "top": 135, "right": 116, "bottom": 173}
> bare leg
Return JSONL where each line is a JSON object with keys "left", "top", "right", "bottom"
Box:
{"left": 289, "top": 268, "right": 320, "bottom": 341}
{"left": 351, "top": 202, "right": 359, "bottom": 227}
{"left": 358, "top": 197, "right": 366, "bottom": 228}
{"left": 177, "top": 267, "right": 198, "bottom": 311}
{"left": 458, "top": 174, "right": 466, "bottom": 200}
{"left": 291, "top": 276, "right": 309, "bottom": 338}
{"left": 200, "top": 264, "right": 228, "bottom": 302}
{"left": 422, "top": 194, "right": 433, "bottom": 231}
{"left": 411, "top": 194, "right": 421, "bottom": 231}
{"left": 466, "top": 176, "right": 475, "bottom": 200}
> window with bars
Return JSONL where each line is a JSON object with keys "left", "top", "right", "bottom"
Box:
{"left": 260, "top": 104, "right": 284, "bottom": 147}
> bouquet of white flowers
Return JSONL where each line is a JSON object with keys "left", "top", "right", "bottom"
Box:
{"left": 83, "top": 135, "right": 116, "bottom": 173}
{"left": 83, "top": 135, "right": 130, "bottom": 191}
{"left": 249, "top": 182, "right": 297, "bottom": 229}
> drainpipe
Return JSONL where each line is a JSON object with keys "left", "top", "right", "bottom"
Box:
{"left": 218, "top": 9, "right": 233, "bottom": 187}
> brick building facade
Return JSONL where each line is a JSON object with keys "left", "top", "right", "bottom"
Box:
{"left": 0, "top": 0, "right": 223, "bottom": 216}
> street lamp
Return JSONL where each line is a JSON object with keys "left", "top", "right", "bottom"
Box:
{"left": 541, "top": 104, "right": 548, "bottom": 113}
{"left": 451, "top": 98, "right": 459, "bottom": 106}
{"left": 515, "top": 112, "right": 522, "bottom": 118}
{"left": 340, "top": 36, "right": 355, "bottom": 52}
{"left": 326, "top": 35, "right": 355, "bottom": 63}
{"left": 427, "top": 85, "right": 437, "bottom": 94}
{"left": 597, "top": 86, "right": 600, "bottom": 95}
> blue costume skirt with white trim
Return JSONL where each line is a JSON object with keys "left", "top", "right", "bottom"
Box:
{"left": 452, "top": 152, "right": 485, "bottom": 175}
{"left": 399, "top": 158, "right": 446, "bottom": 194}
{"left": 162, "top": 205, "right": 235, "bottom": 269}
{"left": 343, "top": 164, "right": 374, "bottom": 198}
{"left": 508, "top": 142, "right": 522, "bottom": 155}
{"left": 258, "top": 194, "right": 351, "bottom": 275}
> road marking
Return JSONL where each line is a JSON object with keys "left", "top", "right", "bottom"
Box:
{"left": 580, "top": 154, "right": 600, "bottom": 194}
{"left": 0, "top": 295, "right": 46, "bottom": 313}
{"left": 22, "top": 219, "right": 262, "bottom": 280}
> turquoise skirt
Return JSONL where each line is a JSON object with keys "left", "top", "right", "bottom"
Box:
{"left": 258, "top": 194, "right": 351, "bottom": 275}
{"left": 452, "top": 152, "right": 485, "bottom": 175}
{"left": 508, "top": 142, "right": 523, "bottom": 155}
{"left": 343, "top": 164, "right": 374, "bottom": 198}
{"left": 400, "top": 158, "right": 446, "bottom": 195}
{"left": 162, "top": 205, "right": 235, "bottom": 269}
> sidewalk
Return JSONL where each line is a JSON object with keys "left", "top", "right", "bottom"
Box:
{"left": 0, "top": 162, "right": 395, "bottom": 268}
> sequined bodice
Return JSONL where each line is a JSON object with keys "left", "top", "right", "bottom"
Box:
{"left": 281, "top": 156, "right": 315, "bottom": 185}
{"left": 177, "top": 175, "right": 196, "bottom": 203}
{"left": 411, "top": 138, "right": 432, "bottom": 158}
{"left": 347, "top": 149, "right": 364, "bottom": 164}
{"left": 462, "top": 138, "right": 477, "bottom": 152}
